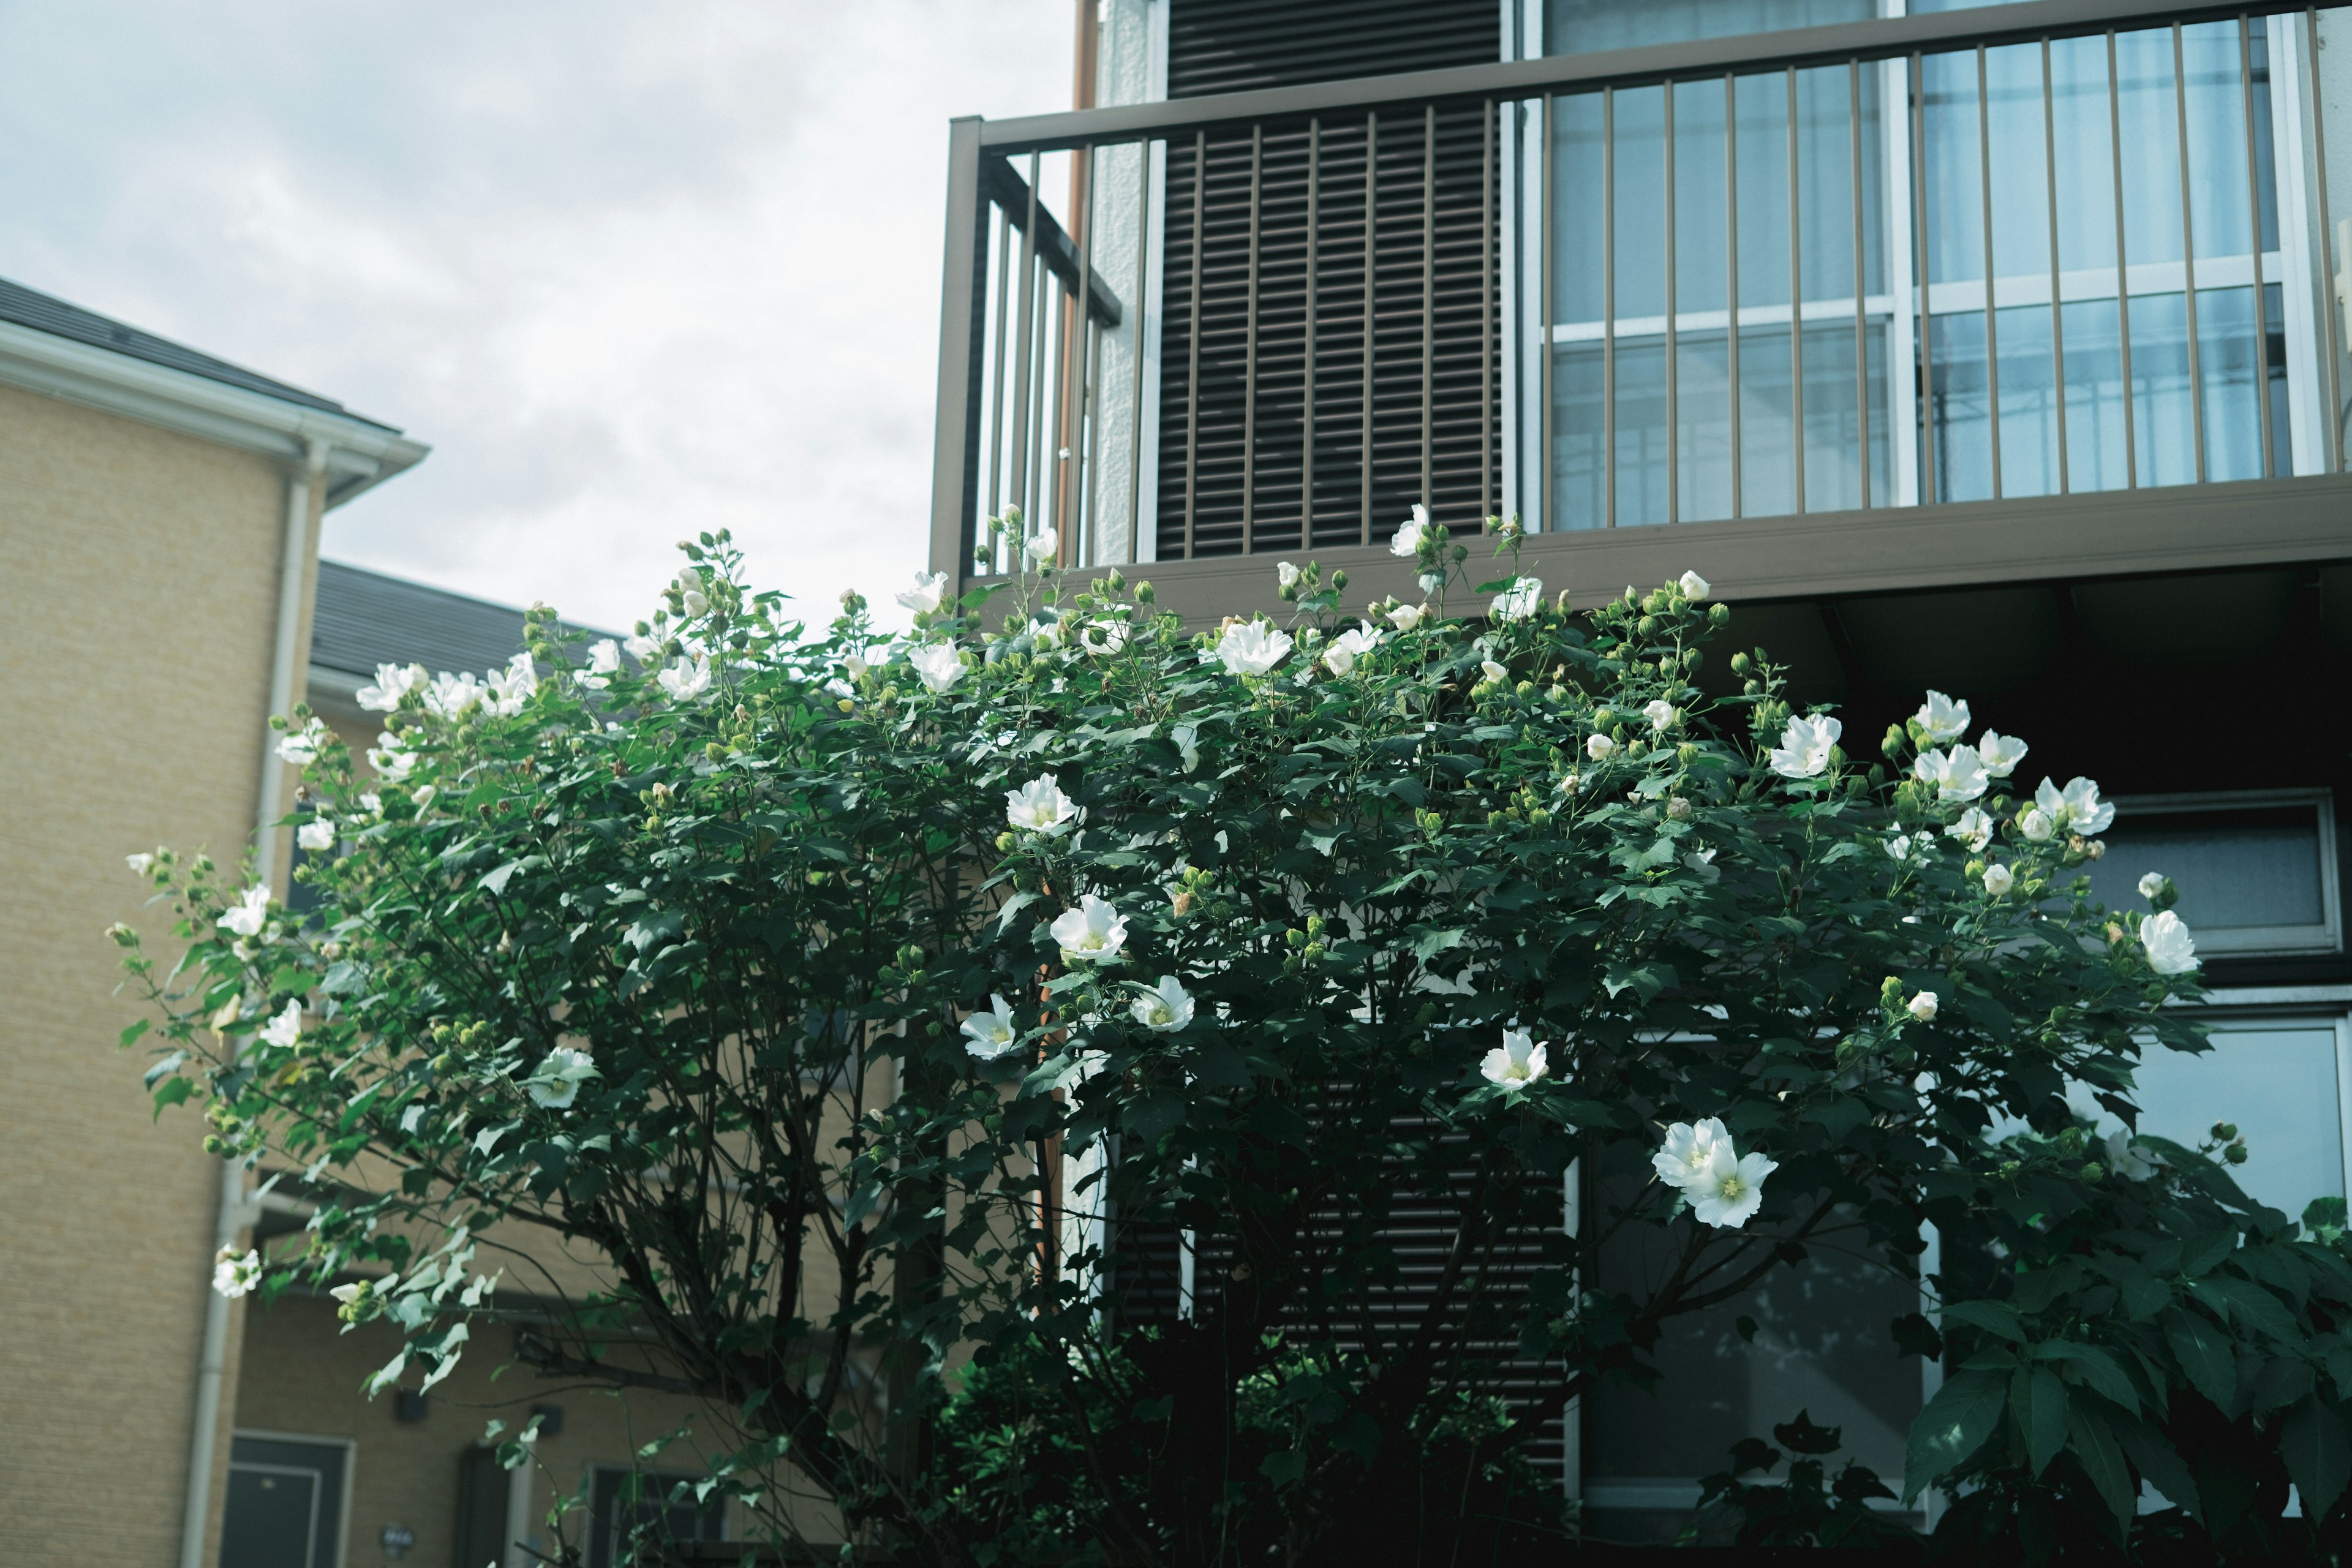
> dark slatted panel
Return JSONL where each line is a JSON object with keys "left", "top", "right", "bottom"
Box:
{"left": 1157, "top": 1, "right": 1502, "bottom": 561}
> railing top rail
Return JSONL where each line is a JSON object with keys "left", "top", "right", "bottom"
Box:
{"left": 977, "top": 0, "right": 2340, "bottom": 153}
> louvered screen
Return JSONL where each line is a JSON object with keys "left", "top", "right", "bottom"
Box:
{"left": 1156, "top": 0, "right": 1504, "bottom": 561}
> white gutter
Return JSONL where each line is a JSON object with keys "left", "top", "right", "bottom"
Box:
{"left": 178, "top": 439, "right": 326, "bottom": 1568}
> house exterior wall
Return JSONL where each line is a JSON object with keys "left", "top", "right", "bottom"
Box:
{"left": 0, "top": 379, "right": 313, "bottom": 1568}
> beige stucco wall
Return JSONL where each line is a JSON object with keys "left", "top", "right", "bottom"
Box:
{"left": 0, "top": 380, "right": 316, "bottom": 1567}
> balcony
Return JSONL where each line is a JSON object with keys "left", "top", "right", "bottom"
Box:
{"left": 927, "top": 0, "right": 2352, "bottom": 624}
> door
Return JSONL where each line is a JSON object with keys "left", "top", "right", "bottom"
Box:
{"left": 221, "top": 1434, "right": 348, "bottom": 1568}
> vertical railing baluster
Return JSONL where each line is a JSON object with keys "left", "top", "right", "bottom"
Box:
{"left": 1483, "top": 97, "right": 1496, "bottom": 521}
{"left": 1069, "top": 143, "right": 1098, "bottom": 564}
{"left": 1727, "top": 73, "right": 1743, "bottom": 518}
{"left": 929, "top": 117, "right": 987, "bottom": 582}
{"left": 1243, "top": 124, "right": 1262, "bottom": 556}
{"left": 1306, "top": 119, "right": 1320, "bottom": 546}
{"left": 1978, "top": 45, "right": 2004, "bottom": 498}
{"left": 1913, "top": 51, "right": 1938, "bottom": 504}
{"left": 1665, "top": 82, "right": 1679, "bottom": 524}
{"left": 1082, "top": 315, "right": 1101, "bottom": 565}
{"left": 1541, "top": 92, "right": 1556, "bottom": 534}
{"left": 2240, "top": 14, "right": 2275, "bottom": 478}
{"left": 989, "top": 205, "right": 1014, "bottom": 548}
{"left": 1789, "top": 64, "right": 1807, "bottom": 514}
{"left": 1605, "top": 86, "right": 1617, "bottom": 526}
{"left": 1185, "top": 130, "right": 1205, "bottom": 559}
{"left": 1422, "top": 103, "right": 1437, "bottom": 513}
{"left": 1363, "top": 113, "right": 1379, "bottom": 543}
{"left": 1127, "top": 137, "right": 1152, "bottom": 562}
{"left": 2109, "top": 31, "right": 2139, "bottom": 484}
{"left": 1039, "top": 240, "right": 1060, "bottom": 533}
{"left": 2310, "top": 7, "right": 2345, "bottom": 473}
{"left": 2174, "top": 23, "right": 2207, "bottom": 483}
{"left": 1010, "top": 154, "right": 1042, "bottom": 535}
{"left": 2045, "top": 36, "right": 2070, "bottom": 493}
{"left": 1853, "top": 59, "right": 1870, "bottom": 509}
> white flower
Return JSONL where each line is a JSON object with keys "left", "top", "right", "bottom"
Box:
{"left": 1586, "top": 733, "right": 1617, "bottom": 761}
{"left": 624, "top": 632, "right": 663, "bottom": 662}
{"left": 126, "top": 852, "right": 155, "bottom": 876}
{"left": 1480, "top": 659, "right": 1509, "bottom": 686}
{"left": 1131, "top": 976, "right": 1195, "bottom": 1033}
{"left": 1651, "top": 1118, "right": 1730, "bottom": 1191}
{"left": 1977, "top": 730, "right": 2029, "bottom": 778}
{"left": 411, "top": 784, "right": 437, "bottom": 810}
{"left": 1689, "top": 1144, "right": 1778, "bottom": 1229}
{"left": 212, "top": 1246, "right": 262, "bottom": 1299}
{"left": 843, "top": 649, "right": 872, "bottom": 680}
{"left": 1215, "top": 620, "right": 1293, "bottom": 677}
{"left": 260, "top": 999, "right": 303, "bottom": 1048}
{"left": 526, "top": 1046, "right": 599, "bottom": 1110}
{"left": 1914, "top": 690, "right": 1971, "bottom": 744}
{"left": 1678, "top": 570, "right": 1711, "bottom": 601}
{"left": 276, "top": 719, "right": 327, "bottom": 765}
{"left": 2021, "top": 807, "right": 2055, "bottom": 842}
{"left": 895, "top": 570, "right": 950, "bottom": 614}
{"left": 1170, "top": 724, "right": 1202, "bottom": 774}
{"left": 358, "top": 793, "right": 382, "bottom": 816}
{"left": 1322, "top": 624, "right": 1382, "bottom": 677}
{"left": 2139, "top": 872, "right": 2168, "bottom": 901}
{"left": 908, "top": 644, "right": 967, "bottom": 694}
{"left": 1005, "top": 774, "right": 1079, "bottom": 837}
{"left": 424, "top": 671, "right": 487, "bottom": 719}
{"left": 1080, "top": 620, "right": 1129, "bottom": 657}
{"left": 2142, "top": 911, "right": 2198, "bottom": 975}
{"left": 1026, "top": 619, "right": 1063, "bottom": 652}
{"left": 486, "top": 653, "right": 538, "bottom": 717}
{"left": 1885, "top": 833, "right": 1913, "bottom": 861}
{"left": 356, "top": 662, "right": 426, "bottom": 712}
{"left": 1907, "top": 991, "right": 1938, "bottom": 1022}
{"left": 1945, "top": 808, "right": 1993, "bottom": 852}
{"left": 219, "top": 884, "right": 271, "bottom": 938}
{"left": 2102, "top": 1128, "right": 2162, "bottom": 1182}
{"left": 1642, "top": 699, "right": 1678, "bottom": 731}
{"left": 1480, "top": 1028, "right": 1550, "bottom": 1088}
{"left": 1983, "top": 864, "right": 2015, "bottom": 895}
{"left": 657, "top": 656, "right": 714, "bottom": 703}
{"left": 1390, "top": 505, "right": 1430, "bottom": 557}
{"left": 1387, "top": 602, "right": 1428, "bottom": 633}
{"left": 1050, "top": 894, "right": 1128, "bottom": 962}
{"left": 2036, "top": 776, "right": 2115, "bottom": 836}
{"left": 1418, "top": 571, "right": 1446, "bottom": 595}
{"left": 1683, "top": 848, "right": 1720, "bottom": 882}
{"left": 1912, "top": 744, "right": 1989, "bottom": 803}
{"left": 327, "top": 1281, "right": 368, "bottom": 1308}
{"left": 961, "top": 994, "right": 1021, "bottom": 1060}
{"left": 1488, "top": 576, "right": 1544, "bottom": 622}
{"left": 674, "top": 570, "right": 709, "bottom": 617}
{"left": 297, "top": 819, "right": 335, "bottom": 852}
{"left": 580, "top": 638, "right": 624, "bottom": 689}
{"left": 367, "top": 733, "right": 416, "bottom": 783}
{"left": 1768, "top": 714, "right": 1841, "bottom": 779}
{"left": 1276, "top": 560, "right": 1301, "bottom": 589}
{"left": 1022, "top": 527, "right": 1059, "bottom": 565}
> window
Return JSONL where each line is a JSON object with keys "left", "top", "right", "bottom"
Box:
{"left": 586, "top": 1468, "right": 724, "bottom": 1568}
{"left": 2126, "top": 1016, "right": 2350, "bottom": 1213}
{"left": 2083, "top": 790, "right": 2340, "bottom": 956}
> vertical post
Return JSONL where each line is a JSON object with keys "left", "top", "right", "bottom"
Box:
{"left": 1665, "top": 81, "right": 1680, "bottom": 524}
{"left": 1978, "top": 45, "right": 2004, "bottom": 498}
{"left": 2310, "top": 6, "right": 2345, "bottom": 473}
{"left": 1422, "top": 103, "right": 1437, "bottom": 511}
{"left": 1185, "top": 130, "right": 1205, "bottom": 558}
{"left": 1128, "top": 137, "right": 1153, "bottom": 560}
{"left": 2045, "top": 36, "right": 2071, "bottom": 493}
{"left": 1913, "top": 51, "right": 1939, "bottom": 504}
{"left": 1243, "top": 124, "right": 1263, "bottom": 555}
{"left": 1727, "top": 74, "right": 1743, "bottom": 518}
{"left": 930, "top": 117, "right": 988, "bottom": 585}
{"left": 1541, "top": 92, "right": 1556, "bottom": 533}
{"left": 1604, "top": 86, "right": 1617, "bottom": 526}
{"left": 988, "top": 206, "right": 1013, "bottom": 540}
{"left": 1483, "top": 97, "right": 1496, "bottom": 521}
{"left": 1306, "top": 119, "right": 1321, "bottom": 546}
{"left": 1789, "top": 64, "right": 1807, "bottom": 513}
{"left": 2241, "top": 15, "right": 2275, "bottom": 478}
{"left": 1009, "top": 153, "right": 1043, "bottom": 530}
{"left": 1852, "top": 59, "right": 1871, "bottom": 508}
{"left": 2174, "top": 23, "right": 2207, "bottom": 483}
{"left": 1363, "top": 112, "right": 1379, "bottom": 543}
{"left": 2109, "top": 30, "right": 2140, "bottom": 484}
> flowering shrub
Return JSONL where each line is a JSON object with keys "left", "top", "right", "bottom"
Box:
{"left": 111, "top": 514, "right": 2352, "bottom": 1562}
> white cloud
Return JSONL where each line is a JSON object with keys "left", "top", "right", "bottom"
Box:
{"left": 0, "top": 0, "right": 1074, "bottom": 631}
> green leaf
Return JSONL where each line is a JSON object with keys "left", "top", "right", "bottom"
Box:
{"left": 118, "top": 1019, "right": 150, "bottom": 1049}
{"left": 2064, "top": 1399, "right": 2136, "bottom": 1532}
{"left": 1941, "top": 1301, "right": 2025, "bottom": 1343}
{"left": 2163, "top": 1309, "right": 2237, "bottom": 1409}
{"left": 2015, "top": 1365, "right": 2068, "bottom": 1476}
{"left": 151, "top": 1076, "right": 195, "bottom": 1119}
{"left": 2188, "top": 1275, "right": 2298, "bottom": 1344}
{"left": 2032, "top": 1340, "right": 2141, "bottom": 1414}
{"left": 2279, "top": 1394, "right": 2352, "bottom": 1519}
{"left": 1904, "top": 1368, "right": 2008, "bottom": 1504}
{"left": 1260, "top": 1450, "right": 1307, "bottom": 1488}
{"left": 142, "top": 1050, "right": 188, "bottom": 1089}
{"left": 2113, "top": 1418, "right": 2202, "bottom": 1521}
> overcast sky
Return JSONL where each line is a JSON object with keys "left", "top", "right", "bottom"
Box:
{"left": 0, "top": 0, "right": 1074, "bottom": 633}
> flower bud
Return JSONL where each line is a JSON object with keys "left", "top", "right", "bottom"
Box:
{"left": 2224, "top": 1141, "right": 2248, "bottom": 1166}
{"left": 995, "top": 832, "right": 1016, "bottom": 853}
{"left": 1135, "top": 581, "right": 1155, "bottom": 603}
{"left": 1729, "top": 652, "right": 1751, "bottom": 675}
{"left": 2080, "top": 1162, "right": 2105, "bottom": 1183}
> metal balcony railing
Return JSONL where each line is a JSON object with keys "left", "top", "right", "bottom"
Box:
{"left": 928, "top": 0, "right": 2352, "bottom": 616}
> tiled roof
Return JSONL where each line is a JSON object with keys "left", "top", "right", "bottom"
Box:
{"left": 311, "top": 560, "right": 604, "bottom": 680}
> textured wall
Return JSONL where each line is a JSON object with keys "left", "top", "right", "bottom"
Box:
{"left": 0, "top": 381, "right": 308, "bottom": 1566}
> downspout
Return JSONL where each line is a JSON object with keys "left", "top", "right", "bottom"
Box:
{"left": 179, "top": 436, "right": 328, "bottom": 1568}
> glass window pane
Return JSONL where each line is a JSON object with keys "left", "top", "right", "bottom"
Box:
{"left": 1548, "top": 0, "right": 1874, "bottom": 56}
{"left": 2130, "top": 1027, "right": 2343, "bottom": 1216}
{"left": 1554, "top": 92, "right": 1607, "bottom": 326}
{"left": 2084, "top": 801, "right": 2328, "bottom": 934}
{"left": 1553, "top": 342, "right": 1609, "bottom": 529}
